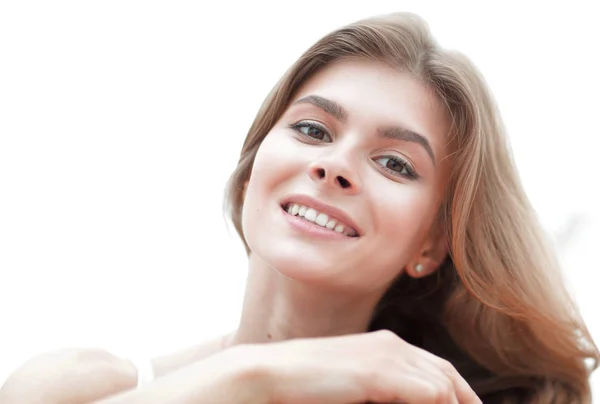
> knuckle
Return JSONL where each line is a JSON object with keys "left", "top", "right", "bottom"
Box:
{"left": 437, "top": 358, "right": 457, "bottom": 373}
{"left": 438, "top": 383, "right": 456, "bottom": 404}
{"left": 424, "top": 380, "right": 455, "bottom": 404}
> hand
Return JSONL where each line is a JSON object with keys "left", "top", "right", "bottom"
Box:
{"left": 246, "top": 329, "right": 481, "bottom": 404}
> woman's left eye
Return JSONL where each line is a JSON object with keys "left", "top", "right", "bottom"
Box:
{"left": 290, "top": 121, "right": 332, "bottom": 142}
{"left": 374, "top": 156, "right": 418, "bottom": 179}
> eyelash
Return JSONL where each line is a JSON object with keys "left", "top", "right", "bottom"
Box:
{"left": 375, "top": 155, "right": 418, "bottom": 179}
{"left": 289, "top": 120, "right": 332, "bottom": 142}
{"left": 288, "top": 120, "right": 419, "bottom": 180}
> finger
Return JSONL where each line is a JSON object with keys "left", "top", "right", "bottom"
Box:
{"left": 371, "top": 367, "right": 458, "bottom": 404}
{"left": 416, "top": 353, "right": 481, "bottom": 404}
{"left": 434, "top": 360, "right": 480, "bottom": 404}
{"left": 411, "top": 363, "right": 459, "bottom": 404}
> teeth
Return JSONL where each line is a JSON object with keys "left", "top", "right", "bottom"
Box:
{"left": 284, "top": 203, "right": 357, "bottom": 236}
{"left": 304, "top": 208, "right": 318, "bottom": 222}
{"left": 298, "top": 205, "right": 307, "bottom": 217}
{"left": 315, "top": 213, "right": 329, "bottom": 226}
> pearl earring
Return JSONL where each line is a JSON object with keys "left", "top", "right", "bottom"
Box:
{"left": 415, "top": 263, "right": 424, "bottom": 273}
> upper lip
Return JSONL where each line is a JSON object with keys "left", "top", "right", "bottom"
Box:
{"left": 280, "top": 194, "right": 362, "bottom": 236}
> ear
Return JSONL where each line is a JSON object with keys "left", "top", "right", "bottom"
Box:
{"left": 406, "top": 224, "right": 448, "bottom": 278}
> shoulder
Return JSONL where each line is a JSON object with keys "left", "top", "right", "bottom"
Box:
{"left": 0, "top": 348, "right": 137, "bottom": 404}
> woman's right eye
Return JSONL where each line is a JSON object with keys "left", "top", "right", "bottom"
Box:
{"left": 290, "top": 121, "right": 332, "bottom": 142}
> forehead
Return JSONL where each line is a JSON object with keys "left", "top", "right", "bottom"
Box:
{"left": 290, "top": 58, "right": 451, "bottom": 163}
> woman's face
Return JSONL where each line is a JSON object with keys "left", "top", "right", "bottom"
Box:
{"left": 242, "top": 58, "right": 451, "bottom": 294}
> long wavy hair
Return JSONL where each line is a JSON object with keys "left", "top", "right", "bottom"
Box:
{"left": 223, "top": 12, "right": 598, "bottom": 403}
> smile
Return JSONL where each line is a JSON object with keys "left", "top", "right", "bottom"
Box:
{"left": 282, "top": 203, "right": 358, "bottom": 237}
{"left": 279, "top": 194, "right": 362, "bottom": 239}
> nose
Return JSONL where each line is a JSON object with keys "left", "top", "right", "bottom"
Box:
{"left": 308, "top": 155, "right": 361, "bottom": 193}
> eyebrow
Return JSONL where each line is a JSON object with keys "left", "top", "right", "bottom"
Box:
{"left": 293, "top": 94, "right": 436, "bottom": 166}
{"left": 294, "top": 95, "right": 348, "bottom": 123}
{"left": 378, "top": 128, "right": 436, "bottom": 166}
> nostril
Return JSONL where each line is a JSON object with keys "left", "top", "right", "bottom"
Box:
{"left": 337, "top": 176, "right": 351, "bottom": 189}
{"left": 316, "top": 168, "right": 326, "bottom": 179}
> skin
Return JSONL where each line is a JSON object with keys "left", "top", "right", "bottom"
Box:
{"left": 0, "top": 58, "right": 481, "bottom": 404}
{"left": 231, "top": 57, "right": 452, "bottom": 346}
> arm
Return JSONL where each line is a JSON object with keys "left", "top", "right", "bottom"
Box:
{"left": 99, "top": 331, "right": 482, "bottom": 404}
{"left": 92, "top": 346, "right": 267, "bottom": 404}
{"left": 0, "top": 348, "right": 137, "bottom": 404}
{"left": 2, "top": 332, "right": 482, "bottom": 404}
{"left": 0, "top": 333, "right": 233, "bottom": 404}
{"left": 0, "top": 345, "right": 268, "bottom": 404}
{"left": 150, "top": 332, "right": 232, "bottom": 378}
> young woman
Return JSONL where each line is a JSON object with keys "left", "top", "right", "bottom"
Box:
{"left": 1, "top": 12, "right": 597, "bottom": 404}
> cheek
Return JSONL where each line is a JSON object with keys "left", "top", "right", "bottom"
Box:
{"left": 370, "top": 183, "right": 434, "bottom": 255}
{"left": 247, "top": 132, "right": 306, "bottom": 192}
{"left": 240, "top": 133, "right": 301, "bottom": 240}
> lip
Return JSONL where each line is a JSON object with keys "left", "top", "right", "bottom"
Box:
{"left": 279, "top": 194, "right": 363, "bottom": 237}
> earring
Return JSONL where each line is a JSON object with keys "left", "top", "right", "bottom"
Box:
{"left": 415, "top": 263, "right": 424, "bottom": 273}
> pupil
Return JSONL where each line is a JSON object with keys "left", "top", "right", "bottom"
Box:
{"left": 387, "top": 159, "right": 401, "bottom": 171}
{"left": 309, "top": 127, "right": 323, "bottom": 139}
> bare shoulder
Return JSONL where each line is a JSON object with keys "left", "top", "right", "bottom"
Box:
{"left": 0, "top": 348, "right": 136, "bottom": 404}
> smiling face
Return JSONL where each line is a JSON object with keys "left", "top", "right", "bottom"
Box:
{"left": 242, "top": 58, "right": 452, "bottom": 294}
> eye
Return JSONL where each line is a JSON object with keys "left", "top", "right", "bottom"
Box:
{"left": 374, "top": 156, "right": 418, "bottom": 180}
{"left": 290, "top": 121, "right": 332, "bottom": 142}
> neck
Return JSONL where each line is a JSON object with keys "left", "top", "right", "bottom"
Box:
{"left": 228, "top": 253, "right": 382, "bottom": 346}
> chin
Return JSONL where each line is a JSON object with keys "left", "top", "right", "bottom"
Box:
{"left": 253, "top": 239, "right": 347, "bottom": 284}
{"left": 242, "top": 200, "right": 361, "bottom": 285}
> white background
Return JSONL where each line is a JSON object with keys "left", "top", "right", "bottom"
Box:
{"left": 1, "top": 0, "right": 599, "bottom": 397}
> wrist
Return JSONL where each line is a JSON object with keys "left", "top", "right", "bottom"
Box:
{"left": 224, "top": 344, "right": 273, "bottom": 404}
{"left": 186, "top": 344, "right": 272, "bottom": 404}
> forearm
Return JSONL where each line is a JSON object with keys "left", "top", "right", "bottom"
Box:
{"left": 150, "top": 333, "right": 231, "bottom": 379}
{"left": 92, "top": 346, "right": 268, "bottom": 404}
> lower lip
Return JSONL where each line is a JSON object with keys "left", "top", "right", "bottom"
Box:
{"left": 280, "top": 207, "right": 356, "bottom": 240}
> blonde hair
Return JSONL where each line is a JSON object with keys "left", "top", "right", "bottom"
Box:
{"left": 224, "top": 12, "right": 598, "bottom": 403}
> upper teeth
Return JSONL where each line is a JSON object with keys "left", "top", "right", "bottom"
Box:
{"left": 285, "top": 203, "right": 357, "bottom": 237}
